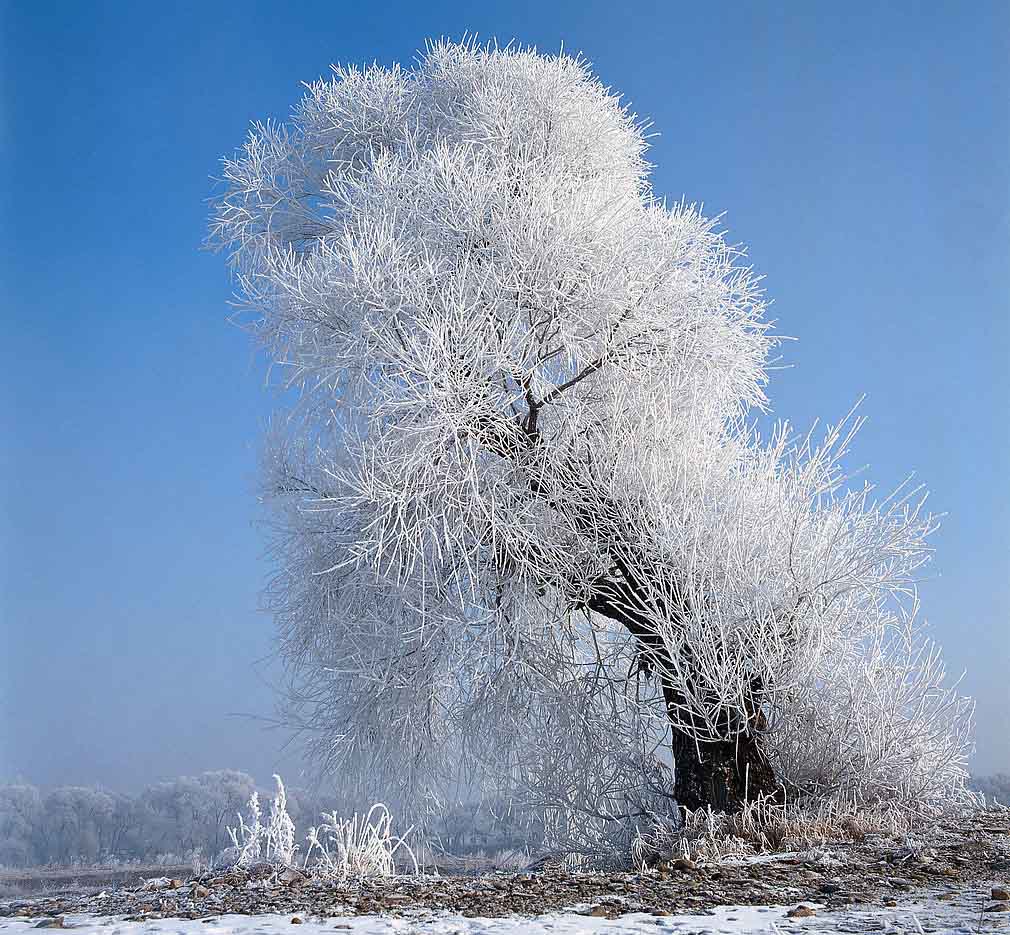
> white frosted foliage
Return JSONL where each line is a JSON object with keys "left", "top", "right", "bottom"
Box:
{"left": 210, "top": 39, "right": 973, "bottom": 847}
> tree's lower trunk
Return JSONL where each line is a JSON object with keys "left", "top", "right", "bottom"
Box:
{"left": 668, "top": 725, "right": 778, "bottom": 814}
{"left": 583, "top": 572, "right": 781, "bottom": 815}
{"left": 473, "top": 421, "right": 783, "bottom": 814}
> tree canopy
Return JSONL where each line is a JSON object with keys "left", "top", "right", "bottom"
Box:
{"left": 210, "top": 40, "right": 973, "bottom": 852}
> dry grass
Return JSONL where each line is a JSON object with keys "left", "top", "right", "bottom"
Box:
{"left": 637, "top": 792, "right": 976, "bottom": 865}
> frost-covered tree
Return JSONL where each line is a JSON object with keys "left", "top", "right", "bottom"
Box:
{"left": 0, "top": 785, "right": 43, "bottom": 866}
{"left": 209, "top": 40, "right": 973, "bottom": 840}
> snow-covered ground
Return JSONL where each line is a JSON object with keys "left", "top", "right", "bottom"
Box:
{"left": 0, "top": 901, "right": 999, "bottom": 935}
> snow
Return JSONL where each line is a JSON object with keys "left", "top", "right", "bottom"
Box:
{"left": 0, "top": 903, "right": 973, "bottom": 935}
{"left": 1, "top": 909, "right": 786, "bottom": 935}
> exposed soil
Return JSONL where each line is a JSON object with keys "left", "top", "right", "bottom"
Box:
{"left": 3, "top": 816, "right": 1008, "bottom": 927}
{"left": 0, "top": 865, "right": 192, "bottom": 898}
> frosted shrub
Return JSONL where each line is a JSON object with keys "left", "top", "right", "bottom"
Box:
{"left": 266, "top": 777, "right": 298, "bottom": 866}
{"left": 227, "top": 789, "right": 262, "bottom": 866}
{"left": 304, "top": 804, "right": 417, "bottom": 880}
{"left": 227, "top": 775, "right": 298, "bottom": 867}
{"left": 227, "top": 778, "right": 414, "bottom": 878}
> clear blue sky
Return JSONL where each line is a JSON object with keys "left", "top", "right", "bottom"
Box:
{"left": 2, "top": 1, "right": 1007, "bottom": 791}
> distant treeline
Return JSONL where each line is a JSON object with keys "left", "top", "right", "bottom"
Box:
{"left": 970, "top": 772, "right": 1010, "bottom": 806}
{"left": 0, "top": 770, "right": 531, "bottom": 869}
{"left": 3, "top": 769, "right": 1006, "bottom": 869}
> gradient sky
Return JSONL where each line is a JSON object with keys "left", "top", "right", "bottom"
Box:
{"left": 2, "top": 0, "right": 1008, "bottom": 792}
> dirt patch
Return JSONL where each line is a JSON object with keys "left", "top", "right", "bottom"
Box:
{"left": 0, "top": 865, "right": 191, "bottom": 899}
{"left": 2, "top": 818, "right": 1007, "bottom": 924}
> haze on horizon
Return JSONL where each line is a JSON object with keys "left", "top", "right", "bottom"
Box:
{"left": 2, "top": 0, "right": 1008, "bottom": 794}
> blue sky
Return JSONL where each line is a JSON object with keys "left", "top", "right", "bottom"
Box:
{"left": 2, "top": 1, "right": 1007, "bottom": 790}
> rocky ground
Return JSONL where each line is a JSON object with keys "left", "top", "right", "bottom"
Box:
{"left": 2, "top": 815, "right": 1008, "bottom": 932}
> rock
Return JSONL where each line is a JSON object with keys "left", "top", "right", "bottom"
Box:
{"left": 668, "top": 858, "right": 697, "bottom": 872}
{"left": 291, "top": 916, "right": 303, "bottom": 924}
{"left": 983, "top": 902, "right": 1010, "bottom": 913}
{"left": 787, "top": 905, "right": 817, "bottom": 918}
{"left": 141, "top": 876, "right": 173, "bottom": 891}
{"left": 33, "top": 919, "right": 65, "bottom": 929}
{"left": 993, "top": 887, "right": 1010, "bottom": 901}
{"left": 278, "top": 867, "right": 308, "bottom": 886}
{"left": 191, "top": 884, "right": 211, "bottom": 898}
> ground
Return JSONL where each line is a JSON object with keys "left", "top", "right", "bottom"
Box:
{"left": 2, "top": 815, "right": 1008, "bottom": 934}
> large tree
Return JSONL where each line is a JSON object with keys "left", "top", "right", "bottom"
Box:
{"left": 210, "top": 41, "right": 972, "bottom": 845}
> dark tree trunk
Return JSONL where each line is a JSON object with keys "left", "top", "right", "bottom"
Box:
{"left": 582, "top": 571, "right": 780, "bottom": 814}
{"left": 475, "top": 417, "right": 782, "bottom": 814}
{"left": 587, "top": 580, "right": 781, "bottom": 814}
{"left": 668, "top": 725, "right": 778, "bottom": 814}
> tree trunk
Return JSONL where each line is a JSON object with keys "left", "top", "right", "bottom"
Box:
{"left": 668, "top": 726, "right": 778, "bottom": 814}
{"left": 474, "top": 420, "right": 782, "bottom": 814}
{"left": 582, "top": 561, "right": 781, "bottom": 814}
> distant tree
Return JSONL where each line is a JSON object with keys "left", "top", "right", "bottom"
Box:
{"left": 42, "top": 787, "right": 114, "bottom": 863}
{"left": 0, "top": 773, "right": 350, "bottom": 868}
{"left": 0, "top": 785, "right": 42, "bottom": 866}
{"left": 139, "top": 772, "right": 256, "bottom": 857}
{"left": 210, "top": 40, "right": 974, "bottom": 843}
{"left": 197, "top": 770, "right": 258, "bottom": 856}
{"left": 970, "top": 772, "right": 1010, "bottom": 805}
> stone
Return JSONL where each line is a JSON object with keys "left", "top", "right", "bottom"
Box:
{"left": 993, "top": 888, "right": 1010, "bottom": 901}
{"left": 33, "top": 919, "right": 65, "bottom": 930}
{"left": 787, "top": 905, "right": 817, "bottom": 918}
{"left": 291, "top": 917, "right": 303, "bottom": 924}
{"left": 983, "top": 902, "right": 1010, "bottom": 913}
